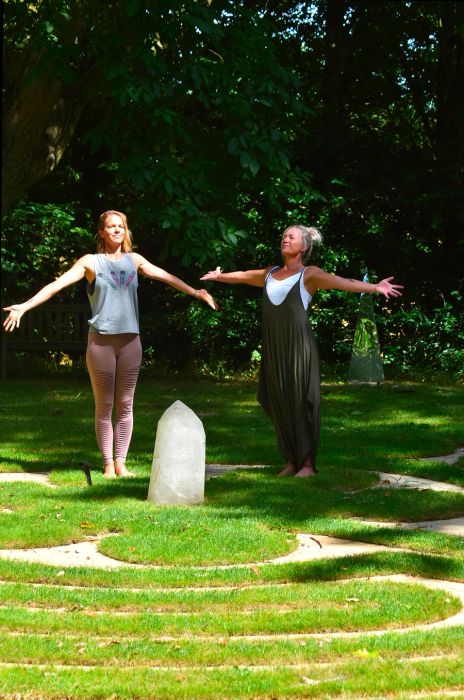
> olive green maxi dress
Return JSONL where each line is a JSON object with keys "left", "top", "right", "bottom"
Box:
{"left": 257, "top": 268, "right": 320, "bottom": 471}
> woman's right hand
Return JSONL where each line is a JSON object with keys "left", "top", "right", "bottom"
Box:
{"left": 2, "top": 305, "right": 25, "bottom": 332}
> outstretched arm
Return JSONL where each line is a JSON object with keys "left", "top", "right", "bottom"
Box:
{"left": 3, "top": 255, "right": 92, "bottom": 332}
{"left": 305, "top": 267, "right": 404, "bottom": 299}
{"left": 200, "top": 267, "right": 269, "bottom": 288}
{"left": 134, "top": 254, "right": 218, "bottom": 309}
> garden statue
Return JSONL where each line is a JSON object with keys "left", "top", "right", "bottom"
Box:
{"left": 348, "top": 272, "right": 385, "bottom": 383}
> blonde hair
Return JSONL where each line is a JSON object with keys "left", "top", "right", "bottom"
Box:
{"left": 96, "top": 210, "right": 133, "bottom": 253}
{"left": 283, "top": 225, "right": 322, "bottom": 262}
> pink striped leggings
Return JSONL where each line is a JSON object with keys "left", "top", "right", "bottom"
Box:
{"left": 86, "top": 333, "right": 142, "bottom": 464}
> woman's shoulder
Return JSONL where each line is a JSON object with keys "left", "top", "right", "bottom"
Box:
{"left": 263, "top": 265, "right": 279, "bottom": 279}
{"left": 303, "top": 266, "right": 326, "bottom": 295}
{"left": 129, "top": 252, "right": 145, "bottom": 268}
{"left": 77, "top": 253, "right": 96, "bottom": 266}
{"left": 304, "top": 265, "right": 324, "bottom": 278}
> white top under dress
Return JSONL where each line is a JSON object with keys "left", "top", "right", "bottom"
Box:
{"left": 266, "top": 267, "right": 312, "bottom": 310}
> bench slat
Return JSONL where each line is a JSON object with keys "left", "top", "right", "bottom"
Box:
{"left": 1, "top": 304, "right": 89, "bottom": 380}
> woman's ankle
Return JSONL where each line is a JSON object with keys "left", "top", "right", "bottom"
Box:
{"left": 103, "top": 460, "right": 116, "bottom": 478}
{"left": 277, "top": 462, "right": 297, "bottom": 477}
{"left": 115, "top": 459, "right": 134, "bottom": 477}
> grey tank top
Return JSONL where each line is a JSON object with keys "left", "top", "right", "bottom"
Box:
{"left": 87, "top": 254, "right": 139, "bottom": 334}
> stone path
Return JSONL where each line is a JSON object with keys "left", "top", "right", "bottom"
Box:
{"left": 359, "top": 516, "right": 464, "bottom": 536}
{"left": 0, "top": 537, "right": 141, "bottom": 570}
{"left": 0, "top": 472, "right": 55, "bottom": 488}
{"left": 230, "top": 576, "right": 464, "bottom": 639}
{"left": 0, "top": 445, "right": 462, "bottom": 634}
{"left": 0, "top": 532, "right": 414, "bottom": 570}
{"left": 0, "top": 445, "right": 462, "bottom": 569}
{"left": 420, "top": 447, "right": 464, "bottom": 465}
{"left": 374, "top": 472, "right": 464, "bottom": 494}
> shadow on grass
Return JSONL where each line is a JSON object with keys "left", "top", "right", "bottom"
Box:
{"left": 205, "top": 469, "right": 464, "bottom": 525}
{"left": 260, "top": 551, "right": 464, "bottom": 584}
{"left": 58, "top": 479, "right": 149, "bottom": 502}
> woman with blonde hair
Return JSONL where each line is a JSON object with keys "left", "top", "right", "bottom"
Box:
{"left": 201, "top": 224, "right": 402, "bottom": 477}
{"left": 3, "top": 210, "right": 217, "bottom": 477}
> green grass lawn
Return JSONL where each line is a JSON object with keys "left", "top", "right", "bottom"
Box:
{"left": 0, "top": 376, "right": 463, "bottom": 698}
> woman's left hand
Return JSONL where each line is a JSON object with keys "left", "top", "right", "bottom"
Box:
{"left": 375, "top": 277, "right": 404, "bottom": 298}
{"left": 195, "top": 289, "right": 219, "bottom": 310}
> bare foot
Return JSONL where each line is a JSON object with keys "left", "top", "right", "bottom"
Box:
{"left": 277, "top": 463, "right": 297, "bottom": 477}
{"left": 103, "top": 462, "right": 116, "bottom": 479}
{"left": 115, "top": 461, "right": 135, "bottom": 477}
{"left": 295, "top": 465, "right": 317, "bottom": 478}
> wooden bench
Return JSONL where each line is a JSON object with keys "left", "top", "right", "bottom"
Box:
{"left": 1, "top": 303, "right": 89, "bottom": 380}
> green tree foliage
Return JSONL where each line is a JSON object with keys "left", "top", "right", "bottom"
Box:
{"left": 3, "top": 0, "right": 307, "bottom": 263}
{"left": 2, "top": 0, "right": 463, "bottom": 377}
{"left": 1, "top": 201, "right": 94, "bottom": 302}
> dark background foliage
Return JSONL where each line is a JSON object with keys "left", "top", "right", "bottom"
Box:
{"left": 2, "top": 0, "right": 463, "bottom": 379}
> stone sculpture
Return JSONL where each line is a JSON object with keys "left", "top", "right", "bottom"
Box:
{"left": 348, "top": 271, "right": 384, "bottom": 383}
{"left": 147, "top": 400, "right": 205, "bottom": 505}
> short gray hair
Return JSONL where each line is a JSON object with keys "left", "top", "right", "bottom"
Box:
{"left": 283, "top": 225, "right": 322, "bottom": 262}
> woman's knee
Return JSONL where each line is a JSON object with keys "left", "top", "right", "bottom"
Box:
{"left": 115, "top": 398, "right": 133, "bottom": 421}
{"left": 95, "top": 401, "right": 114, "bottom": 419}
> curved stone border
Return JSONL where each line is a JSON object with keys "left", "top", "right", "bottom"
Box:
{"left": 374, "top": 472, "right": 464, "bottom": 494}
{"left": 358, "top": 516, "right": 464, "bottom": 536}
{"left": 0, "top": 467, "right": 462, "bottom": 569}
{"left": 0, "top": 538, "right": 139, "bottom": 570}
{"left": 0, "top": 464, "right": 463, "bottom": 640}
{"left": 228, "top": 576, "right": 464, "bottom": 640}
{"left": 0, "top": 526, "right": 462, "bottom": 571}
{"left": 0, "top": 534, "right": 390, "bottom": 570}
{"left": 0, "top": 472, "right": 55, "bottom": 488}
{"left": 419, "top": 447, "right": 464, "bottom": 465}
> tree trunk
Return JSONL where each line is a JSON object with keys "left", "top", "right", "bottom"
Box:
{"left": 2, "top": 50, "right": 95, "bottom": 215}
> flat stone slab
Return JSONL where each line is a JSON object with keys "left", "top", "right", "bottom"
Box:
{"left": 206, "top": 464, "right": 269, "bottom": 478}
{"left": 361, "top": 517, "right": 464, "bottom": 537}
{"left": 270, "top": 534, "right": 396, "bottom": 563}
{"left": 401, "top": 516, "right": 464, "bottom": 536}
{"left": 375, "top": 471, "right": 464, "bottom": 494}
{"left": 419, "top": 447, "right": 464, "bottom": 465}
{"left": 0, "top": 472, "right": 54, "bottom": 487}
{"left": 0, "top": 538, "right": 139, "bottom": 570}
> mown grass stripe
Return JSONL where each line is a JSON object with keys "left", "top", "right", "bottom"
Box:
{"left": 0, "top": 591, "right": 461, "bottom": 636}
{"left": 0, "top": 657, "right": 463, "bottom": 698}
{"left": 0, "top": 578, "right": 296, "bottom": 593}
{"left": 0, "top": 551, "right": 462, "bottom": 589}
{"left": 0, "top": 632, "right": 461, "bottom": 668}
{"left": 0, "top": 655, "right": 459, "bottom": 670}
{"left": 0, "top": 579, "right": 453, "bottom": 613}
{"left": 1, "top": 625, "right": 464, "bottom": 655}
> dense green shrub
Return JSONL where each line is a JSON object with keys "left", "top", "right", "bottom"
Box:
{"left": 2, "top": 201, "right": 463, "bottom": 382}
{"left": 1, "top": 200, "right": 93, "bottom": 304}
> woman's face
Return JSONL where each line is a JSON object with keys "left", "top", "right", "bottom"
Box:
{"left": 99, "top": 214, "right": 126, "bottom": 249}
{"left": 281, "top": 227, "right": 305, "bottom": 257}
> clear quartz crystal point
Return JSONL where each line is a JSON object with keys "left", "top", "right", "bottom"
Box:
{"left": 147, "top": 400, "right": 206, "bottom": 505}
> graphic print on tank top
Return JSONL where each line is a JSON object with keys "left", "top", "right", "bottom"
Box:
{"left": 97, "top": 269, "right": 136, "bottom": 291}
